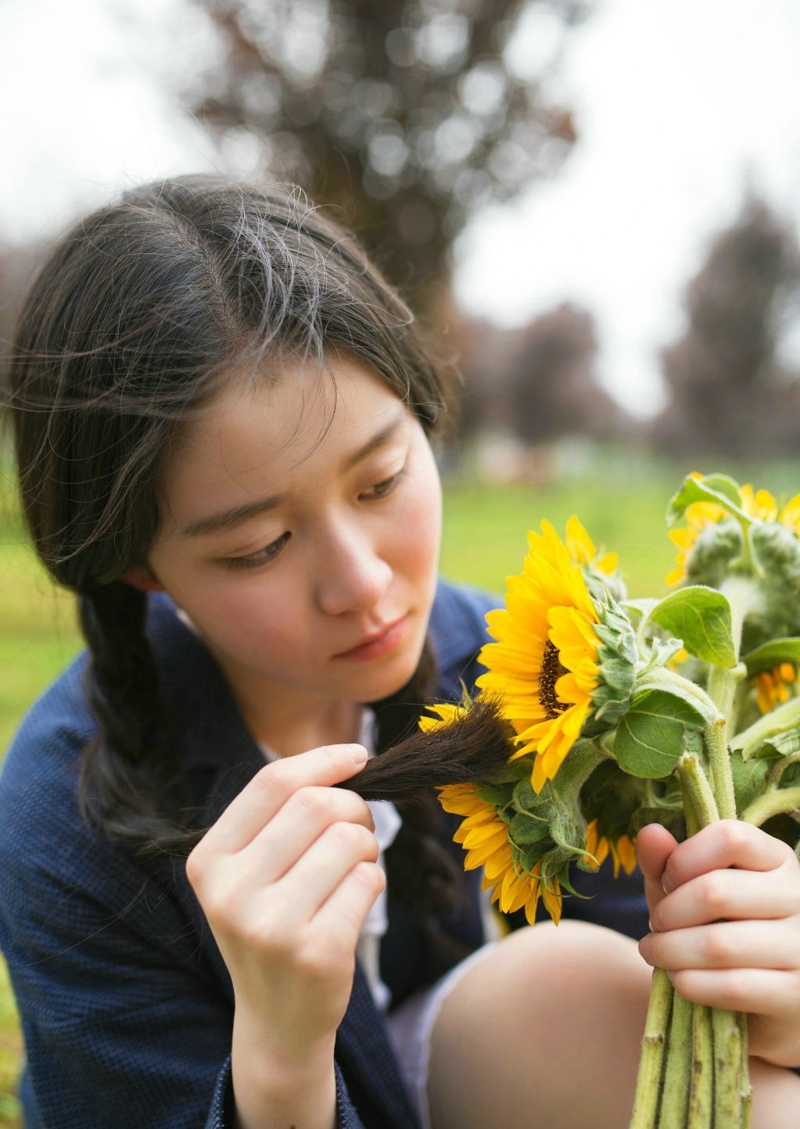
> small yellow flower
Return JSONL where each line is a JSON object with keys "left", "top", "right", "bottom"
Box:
{"left": 583, "top": 819, "right": 637, "bottom": 878}
{"left": 476, "top": 521, "right": 602, "bottom": 792}
{"left": 564, "top": 515, "right": 618, "bottom": 576}
{"left": 755, "top": 663, "right": 798, "bottom": 715}
{"left": 666, "top": 476, "right": 791, "bottom": 585}
{"left": 666, "top": 475, "right": 727, "bottom": 586}
{"left": 438, "top": 782, "right": 563, "bottom": 925}
{"left": 779, "top": 492, "right": 800, "bottom": 536}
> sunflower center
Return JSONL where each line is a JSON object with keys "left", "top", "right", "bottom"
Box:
{"left": 539, "top": 639, "right": 569, "bottom": 719}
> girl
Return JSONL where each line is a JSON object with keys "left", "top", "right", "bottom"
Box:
{"left": 2, "top": 176, "right": 800, "bottom": 1129}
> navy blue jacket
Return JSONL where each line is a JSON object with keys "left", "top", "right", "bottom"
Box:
{"left": 0, "top": 580, "right": 647, "bottom": 1128}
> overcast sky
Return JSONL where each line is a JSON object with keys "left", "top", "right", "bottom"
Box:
{"left": 2, "top": 0, "right": 799, "bottom": 417}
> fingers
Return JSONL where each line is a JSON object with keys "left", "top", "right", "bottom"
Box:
{"left": 245, "top": 786, "right": 375, "bottom": 886}
{"left": 192, "top": 744, "right": 368, "bottom": 857}
{"left": 314, "top": 861, "right": 387, "bottom": 940}
{"left": 663, "top": 968, "right": 800, "bottom": 1017}
{"left": 650, "top": 867, "right": 798, "bottom": 932}
{"left": 273, "top": 820, "right": 381, "bottom": 922}
{"left": 636, "top": 823, "right": 679, "bottom": 915}
{"left": 660, "top": 820, "right": 793, "bottom": 894}
{"left": 640, "top": 920, "right": 800, "bottom": 972}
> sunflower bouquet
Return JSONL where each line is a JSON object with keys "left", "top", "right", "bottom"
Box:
{"left": 422, "top": 471, "right": 800, "bottom": 1129}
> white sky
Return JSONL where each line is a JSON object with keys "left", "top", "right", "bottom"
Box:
{"left": 1, "top": 0, "right": 799, "bottom": 417}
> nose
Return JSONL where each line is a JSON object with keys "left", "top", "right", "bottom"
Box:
{"left": 314, "top": 520, "right": 392, "bottom": 616}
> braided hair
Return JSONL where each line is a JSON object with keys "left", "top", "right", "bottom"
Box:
{"left": 8, "top": 176, "right": 467, "bottom": 936}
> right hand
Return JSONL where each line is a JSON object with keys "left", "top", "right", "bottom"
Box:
{"left": 186, "top": 742, "right": 384, "bottom": 1075}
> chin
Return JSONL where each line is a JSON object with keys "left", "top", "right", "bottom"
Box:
{"left": 361, "top": 645, "right": 426, "bottom": 704}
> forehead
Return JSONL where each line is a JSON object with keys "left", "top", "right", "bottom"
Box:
{"left": 159, "top": 354, "right": 407, "bottom": 519}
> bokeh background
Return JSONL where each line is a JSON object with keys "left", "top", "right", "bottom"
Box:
{"left": 2, "top": 0, "right": 800, "bottom": 1119}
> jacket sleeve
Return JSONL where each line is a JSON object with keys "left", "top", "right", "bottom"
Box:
{"left": 0, "top": 736, "right": 371, "bottom": 1129}
{"left": 204, "top": 1059, "right": 369, "bottom": 1129}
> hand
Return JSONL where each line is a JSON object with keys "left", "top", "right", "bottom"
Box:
{"left": 186, "top": 742, "right": 384, "bottom": 1127}
{"left": 637, "top": 820, "right": 800, "bottom": 1068}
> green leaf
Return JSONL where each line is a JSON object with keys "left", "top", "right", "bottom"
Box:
{"left": 666, "top": 473, "right": 746, "bottom": 528}
{"left": 629, "top": 806, "right": 686, "bottom": 837}
{"left": 761, "top": 730, "right": 800, "bottom": 758}
{"left": 634, "top": 671, "right": 717, "bottom": 724}
{"left": 648, "top": 586, "right": 736, "bottom": 667}
{"left": 730, "top": 753, "right": 772, "bottom": 814}
{"left": 742, "top": 638, "right": 800, "bottom": 677}
{"left": 614, "top": 689, "right": 703, "bottom": 778}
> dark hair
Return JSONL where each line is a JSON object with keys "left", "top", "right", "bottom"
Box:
{"left": 8, "top": 175, "right": 463, "bottom": 923}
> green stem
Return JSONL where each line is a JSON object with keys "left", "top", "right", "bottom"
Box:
{"left": 681, "top": 776, "right": 701, "bottom": 838}
{"left": 731, "top": 697, "right": 800, "bottom": 761}
{"left": 738, "top": 1012, "right": 752, "bottom": 1129}
{"left": 707, "top": 662, "right": 747, "bottom": 741}
{"left": 770, "top": 751, "right": 800, "bottom": 787}
{"left": 658, "top": 990, "right": 693, "bottom": 1129}
{"left": 704, "top": 717, "right": 737, "bottom": 820}
{"left": 720, "top": 576, "right": 763, "bottom": 651}
{"left": 687, "top": 1005, "right": 713, "bottom": 1127}
{"left": 712, "top": 1008, "right": 743, "bottom": 1128}
{"left": 741, "top": 786, "right": 800, "bottom": 826}
{"left": 629, "top": 969, "right": 674, "bottom": 1129}
{"left": 677, "top": 755, "right": 720, "bottom": 828}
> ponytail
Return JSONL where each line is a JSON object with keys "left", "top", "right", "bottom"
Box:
{"left": 77, "top": 582, "right": 179, "bottom": 845}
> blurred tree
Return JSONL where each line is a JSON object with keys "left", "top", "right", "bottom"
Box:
{"left": 653, "top": 197, "right": 800, "bottom": 458}
{"left": 188, "top": 0, "right": 587, "bottom": 313}
{"left": 507, "top": 302, "right": 623, "bottom": 443}
{"left": 0, "top": 244, "right": 40, "bottom": 392}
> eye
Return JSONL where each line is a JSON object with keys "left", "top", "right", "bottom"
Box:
{"left": 362, "top": 467, "right": 407, "bottom": 500}
{"left": 221, "top": 532, "right": 291, "bottom": 570}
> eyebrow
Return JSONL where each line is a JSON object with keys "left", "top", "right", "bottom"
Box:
{"left": 180, "top": 411, "right": 408, "bottom": 538}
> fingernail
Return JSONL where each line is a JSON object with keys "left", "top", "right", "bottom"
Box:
{"left": 351, "top": 744, "right": 368, "bottom": 764}
{"left": 662, "top": 873, "right": 675, "bottom": 894}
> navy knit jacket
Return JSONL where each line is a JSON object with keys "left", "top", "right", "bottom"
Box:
{"left": 0, "top": 579, "right": 647, "bottom": 1128}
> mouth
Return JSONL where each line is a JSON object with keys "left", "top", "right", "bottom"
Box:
{"left": 333, "top": 614, "right": 409, "bottom": 661}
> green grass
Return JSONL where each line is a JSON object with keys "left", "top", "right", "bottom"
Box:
{"left": 440, "top": 477, "right": 676, "bottom": 598}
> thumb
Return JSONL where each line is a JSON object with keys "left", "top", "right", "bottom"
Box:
{"left": 636, "top": 823, "right": 679, "bottom": 919}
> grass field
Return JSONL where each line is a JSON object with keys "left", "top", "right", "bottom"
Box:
{"left": 0, "top": 460, "right": 793, "bottom": 1117}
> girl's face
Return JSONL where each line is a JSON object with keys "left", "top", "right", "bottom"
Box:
{"left": 146, "top": 352, "right": 442, "bottom": 733}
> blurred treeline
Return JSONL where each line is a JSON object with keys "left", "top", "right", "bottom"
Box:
{"left": 2, "top": 0, "right": 800, "bottom": 473}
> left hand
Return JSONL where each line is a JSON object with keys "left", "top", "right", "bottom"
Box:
{"left": 637, "top": 820, "right": 800, "bottom": 1068}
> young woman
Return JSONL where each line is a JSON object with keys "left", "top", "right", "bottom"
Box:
{"left": 2, "top": 176, "right": 800, "bottom": 1129}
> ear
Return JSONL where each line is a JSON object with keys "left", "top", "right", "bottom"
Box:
{"left": 120, "top": 567, "right": 165, "bottom": 594}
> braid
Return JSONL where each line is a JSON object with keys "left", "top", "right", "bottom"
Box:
{"left": 77, "top": 582, "right": 179, "bottom": 847}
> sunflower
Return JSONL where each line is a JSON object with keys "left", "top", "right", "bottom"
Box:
{"left": 476, "top": 520, "right": 633, "bottom": 793}
{"left": 583, "top": 819, "right": 637, "bottom": 879}
{"left": 755, "top": 662, "right": 798, "bottom": 715}
{"left": 437, "top": 782, "right": 562, "bottom": 925}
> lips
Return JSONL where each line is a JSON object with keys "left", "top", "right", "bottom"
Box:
{"left": 334, "top": 614, "right": 408, "bottom": 660}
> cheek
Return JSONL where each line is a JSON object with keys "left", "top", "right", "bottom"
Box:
{"left": 398, "top": 457, "right": 442, "bottom": 579}
{"left": 183, "top": 577, "right": 308, "bottom": 664}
